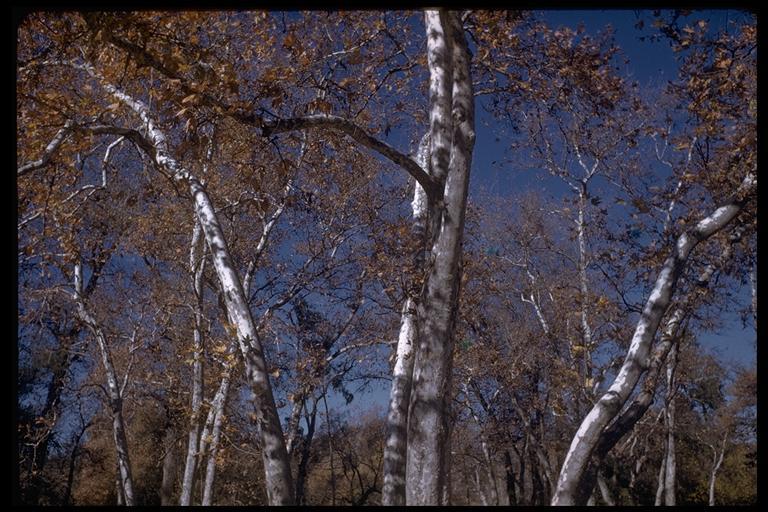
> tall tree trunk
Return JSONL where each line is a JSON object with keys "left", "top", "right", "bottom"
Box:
{"left": 708, "top": 433, "right": 727, "bottom": 506}
{"left": 180, "top": 221, "right": 207, "bottom": 506}
{"left": 474, "top": 466, "right": 488, "bottom": 506}
{"left": 578, "top": 233, "right": 736, "bottom": 497}
{"left": 552, "top": 171, "right": 756, "bottom": 505}
{"left": 115, "top": 466, "right": 124, "bottom": 506}
{"left": 381, "top": 301, "right": 416, "bottom": 505}
{"left": 200, "top": 363, "right": 233, "bottom": 506}
{"left": 382, "top": 133, "right": 431, "bottom": 506}
{"left": 654, "top": 442, "right": 665, "bottom": 506}
{"left": 63, "top": 420, "right": 89, "bottom": 506}
{"left": 576, "top": 182, "right": 593, "bottom": 390}
{"left": 73, "top": 262, "right": 135, "bottom": 506}
{"left": 160, "top": 426, "right": 177, "bottom": 506}
{"left": 74, "top": 60, "right": 295, "bottom": 505}
{"left": 295, "top": 398, "right": 318, "bottom": 505}
{"left": 28, "top": 256, "right": 109, "bottom": 505}
{"left": 504, "top": 450, "right": 517, "bottom": 505}
{"left": 406, "top": 10, "right": 475, "bottom": 505}
{"left": 663, "top": 343, "right": 678, "bottom": 506}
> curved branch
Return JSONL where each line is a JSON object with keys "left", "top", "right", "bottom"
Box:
{"left": 552, "top": 170, "right": 756, "bottom": 505}
{"left": 261, "top": 115, "right": 439, "bottom": 198}
{"left": 17, "top": 121, "right": 74, "bottom": 177}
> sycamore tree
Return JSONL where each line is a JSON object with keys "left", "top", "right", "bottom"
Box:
{"left": 17, "top": 8, "right": 755, "bottom": 507}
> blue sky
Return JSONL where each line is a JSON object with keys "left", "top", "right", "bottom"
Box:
{"left": 339, "top": 9, "right": 757, "bottom": 420}
{"left": 470, "top": 9, "right": 756, "bottom": 366}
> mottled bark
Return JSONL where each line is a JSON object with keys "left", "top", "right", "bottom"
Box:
{"left": 576, "top": 183, "right": 593, "bottom": 388}
{"left": 69, "top": 60, "right": 295, "bottom": 505}
{"left": 579, "top": 231, "right": 738, "bottom": 497}
{"left": 406, "top": 10, "right": 474, "bottom": 505}
{"left": 382, "top": 135, "right": 431, "bottom": 506}
{"left": 381, "top": 299, "right": 417, "bottom": 505}
{"left": 199, "top": 363, "right": 233, "bottom": 506}
{"left": 552, "top": 171, "right": 756, "bottom": 505}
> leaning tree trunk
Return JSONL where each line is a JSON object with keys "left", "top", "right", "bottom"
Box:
{"left": 406, "top": 10, "right": 475, "bottom": 505}
{"left": 576, "top": 229, "right": 739, "bottom": 498}
{"left": 71, "top": 60, "right": 295, "bottom": 505}
{"left": 552, "top": 171, "right": 756, "bottom": 505}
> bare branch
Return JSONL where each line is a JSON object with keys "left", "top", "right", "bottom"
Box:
{"left": 261, "top": 115, "right": 439, "bottom": 198}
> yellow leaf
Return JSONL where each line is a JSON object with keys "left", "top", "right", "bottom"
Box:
{"left": 181, "top": 94, "right": 198, "bottom": 105}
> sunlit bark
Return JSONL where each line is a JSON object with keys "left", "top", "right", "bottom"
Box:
{"left": 552, "top": 171, "right": 756, "bottom": 505}
{"left": 63, "top": 59, "right": 295, "bottom": 505}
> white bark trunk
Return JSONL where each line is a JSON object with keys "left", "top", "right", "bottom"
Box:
{"left": 382, "top": 298, "right": 417, "bottom": 505}
{"left": 708, "top": 433, "right": 727, "bottom": 506}
{"left": 577, "top": 184, "right": 593, "bottom": 389}
{"left": 406, "top": 10, "right": 475, "bottom": 505}
{"left": 74, "top": 60, "right": 294, "bottom": 505}
{"left": 663, "top": 343, "right": 677, "bottom": 506}
{"left": 201, "top": 368, "right": 232, "bottom": 506}
{"left": 72, "top": 261, "right": 135, "bottom": 506}
{"left": 382, "top": 134, "right": 430, "bottom": 506}
{"left": 586, "top": 233, "right": 735, "bottom": 489}
{"left": 552, "top": 171, "right": 756, "bottom": 505}
{"left": 180, "top": 221, "right": 207, "bottom": 506}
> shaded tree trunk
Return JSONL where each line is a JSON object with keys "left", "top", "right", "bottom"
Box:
{"left": 382, "top": 134, "right": 431, "bottom": 506}
{"left": 63, "top": 420, "right": 90, "bottom": 506}
{"left": 180, "top": 221, "right": 207, "bottom": 506}
{"left": 160, "top": 426, "right": 177, "bottom": 506}
{"left": 73, "top": 261, "right": 135, "bottom": 506}
{"left": 295, "top": 398, "right": 318, "bottom": 505}
{"left": 200, "top": 363, "right": 234, "bottom": 506}
{"left": 663, "top": 343, "right": 678, "bottom": 506}
{"left": 406, "top": 10, "right": 475, "bottom": 505}
{"left": 504, "top": 450, "right": 518, "bottom": 505}
{"left": 596, "top": 469, "right": 614, "bottom": 506}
